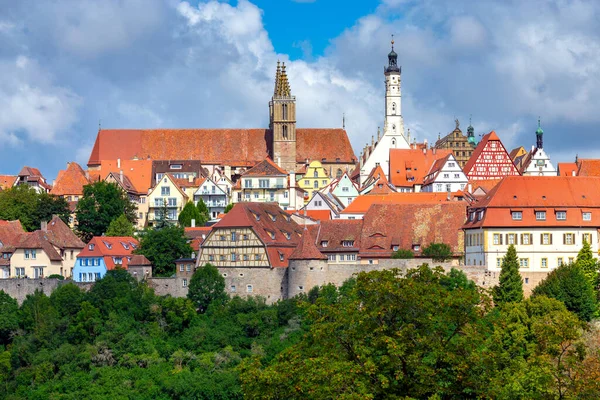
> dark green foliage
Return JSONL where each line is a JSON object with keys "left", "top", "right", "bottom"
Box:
{"left": 576, "top": 240, "right": 599, "bottom": 289}
{"left": 391, "top": 248, "right": 414, "bottom": 259}
{"left": 178, "top": 201, "right": 202, "bottom": 227}
{"left": 493, "top": 244, "right": 524, "bottom": 305}
{"left": 46, "top": 274, "right": 64, "bottom": 280}
{"left": 532, "top": 263, "right": 597, "bottom": 321}
{"left": 0, "top": 185, "right": 70, "bottom": 231}
{"left": 105, "top": 214, "right": 135, "bottom": 237}
{"left": 153, "top": 198, "right": 172, "bottom": 229}
{"left": 0, "top": 291, "right": 19, "bottom": 345}
{"left": 134, "top": 226, "right": 192, "bottom": 276}
{"left": 196, "top": 198, "right": 210, "bottom": 224}
{"left": 224, "top": 203, "right": 234, "bottom": 214}
{"left": 75, "top": 181, "right": 137, "bottom": 242}
{"left": 188, "top": 263, "right": 227, "bottom": 313}
{"left": 421, "top": 242, "right": 453, "bottom": 261}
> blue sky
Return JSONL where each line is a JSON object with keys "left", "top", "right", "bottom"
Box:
{"left": 0, "top": 0, "right": 599, "bottom": 181}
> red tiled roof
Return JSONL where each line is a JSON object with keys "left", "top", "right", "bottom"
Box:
{"left": 289, "top": 228, "right": 327, "bottom": 260}
{"left": 389, "top": 148, "right": 452, "bottom": 187}
{"left": 50, "top": 162, "right": 90, "bottom": 196}
{"left": 78, "top": 236, "right": 139, "bottom": 270}
{"left": 88, "top": 159, "right": 153, "bottom": 195}
{"left": 557, "top": 162, "right": 578, "bottom": 177}
{"left": 576, "top": 159, "right": 600, "bottom": 177}
{"left": 309, "top": 219, "right": 363, "bottom": 253}
{"left": 468, "top": 178, "right": 503, "bottom": 194}
{"left": 342, "top": 192, "right": 462, "bottom": 215}
{"left": 422, "top": 154, "right": 453, "bottom": 186}
{"left": 463, "top": 131, "right": 520, "bottom": 179}
{"left": 360, "top": 202, "right": 466, "bottom": 258}
{"left": 0, "top": 220, "right": 26, "bottom": 249}
{"left": 128, "top": 254, "right": 152, "bottom": 266}
{"left": 0, "top": 175, "right": 16, "bottom": 190}
{"left": 303, "top": 210, "right": 331, "bottom": 221}
{"left": 242, "top": 158, "right": 287, "bottom": 177}
{"left": 18, "top": 166, "right": 43, "bottom": 178}
{"left": 464, "top": 176, "right": 600, "bottom": 229}
{"left": 19, "top": 231, "right": 63, "bottom": 261}
{"left": 88, "top": 129, "right": 356, "bottom": 168}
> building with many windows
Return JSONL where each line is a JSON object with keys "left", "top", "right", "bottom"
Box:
{"left": 463, "top": 176, "right": 600, "bottom": 270}
{"left": 422, "top": 154, "right": 469, "bottom": 193}
{"left": 463, "top": 131, "right": 520, "bottom": 181}
{"left": 73, "top": 236, "right": 140, "bottom": 282}
{"left": 147, "top": 174, "right": 189, "bottom": 226}
{"left": 434, "top": 119, "right": 477, "bottom": 168}
{"left": 298, "top": 160, "right": 330, "bottom": 204}
{"left": 194, "top": 176, "right": 230, "bottom": 220}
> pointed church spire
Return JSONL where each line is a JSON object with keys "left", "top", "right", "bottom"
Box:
{"left": 274, "top": 61, "right": 291, "bottom": 97}
{"left": 536, "top": 117, "right": 543, "bottom": 149}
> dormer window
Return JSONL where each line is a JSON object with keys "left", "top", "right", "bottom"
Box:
{"left": 283, "top": 231, "right": 291, "bottom": 240}
{"left": 269, "top": 213, "right": 276, "bottom": 222}
{"left": 321, "top": 241, "right": 328, "bottom": 248}
{"left": 267, "top": 230, "right": 275, "bottom": 240}
{"left": 88, "top": 244, "right": 95, "bottom": 251}
{"left": 103, "top": 241, "right": 112, "bottom": 250}
{"left": 170, "top": 164, "right": 182, "bottom": 170}
{"left": 342, "top": 240, "right": 355, "bottom": 247}
{"left": 120, "top": 242, "right": 129, "bottom": 250}
{"left": 279, "top": 252, "right": 284, "bottom": 261}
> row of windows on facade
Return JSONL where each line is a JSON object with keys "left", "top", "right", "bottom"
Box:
{"left": 495, "top": 257, "right": 574, "bottom": 269}
{"left": 89, "top": 241, "right": 135, "bottom": 251}
{"left": 244, "top": 179, "right": 286, "bottom": 189}
{"left": 78, "top": 257, "right": 124, "bottom": 265}
{"left": 469, "top": 210, "right": 592, "bottom": 222}
{"left": 242, "top": 192, "right": 287, "bottom": 201}
{"left": 303, "top": 179, "right": 328, "bottom": 188}
{"left": 13, "top": 267, "right": 45, "bottom": 278}
{"left": 466, "top": 232, "right": 591, "bottom": 247}
{"left": 79, "top": 272, "right": 101, "bottom": 282}
{"left": 320, "top": 240, "right": 355, "bottom": 248}
{"left": 208, "top": 253, "right": 264, "bottom": 262}
{"left": 218, "top": 230, "right": 294, "bottom": 242}
{"left": 435, "top": 183, "right": 466, "bottom": 192}
{"left": 154, "top": 196, "right": 178, "bottom": 207}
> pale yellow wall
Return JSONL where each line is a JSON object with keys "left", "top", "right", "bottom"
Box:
{"left": 299, "top": 161, "right": 330, "bottom": 204}
{"left": 147, "top": 176, "right": 188, "bottom": 222}
{"left": 10, "top": 247, "right": 80, "bottom": 278}
{"left": 198, "top": 228, "right": 270, "bottom": 268}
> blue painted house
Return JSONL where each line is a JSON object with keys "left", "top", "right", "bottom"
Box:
{"left": 73, "top": 236, "right": 139, "bottom": 282}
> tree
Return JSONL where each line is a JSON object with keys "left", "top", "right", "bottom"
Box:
{"left": 106, "top": 214, "right": 135, "bottom": 237}
{"left": 196, "top": 198, "right": 210, "bottom": 225}
{"left": 35, "top": 192, "right": 70, "bottom": 228}
{"left": 493, "top": 244, "right": 524, "bottom": 306}
{"left": 576, "top": 240, "right": 599, "bottom": 289}
{"left": 178, "top": 201, "right": 202, "bottom": 227}
{"left": 153, "top": 198, "right": 172, "bottom": 230}
{"left": 532, "top": 263, "right": 597, "bottom": 321}
{"left": 0, "top": 290, "right": 19, "bottom": 345}
{"left": 187, "top": 263, "right": 227, "bottom": 313}
{"left": 76, "top": 181, "right": 137, "bottom": 242}
{"left": 0, "top": 185, "right": 69, "bottom": 231}
{"left": 135, "top": 225, "right": 192, "bottom": 276}
{"left": 422, "top": 242, "right": 453, "bottom": 261}
{"left": 224, "top": 203, "right": 234, "bottom": 214}
{"left": 391, "top": 249, "right": 413, "bottom": 259}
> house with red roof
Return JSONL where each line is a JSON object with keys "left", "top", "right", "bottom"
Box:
{"left": 50, "top": 162, "right": 91, "bottom": 227}
{"left": 0, "top": 175, "right": 17, "bottom": 191}
{"left": 389, "top": 147, "right": 452, "bottom": 192}
{"left": 0, "top": 220, "right": 27, "bottom": 278}
{"left": 322, "top": 171, "right": 359, "bottom": 208}
{"left": 463, "top": 176, "right": 600, "bottom": 271}
{"left": 15, "top": 166, "right": 52, "bottom": 193}
{"left": 463, "top": 131, "right": 520, "bottom": 181}
{"left": 421, "top": 153, "right": 468, "bottom": 193}
{"left": 147, "top": 173, "right": 192, "bottom": 227}
{"left": 73, "top": 236, "right": 141, "bottom": 282}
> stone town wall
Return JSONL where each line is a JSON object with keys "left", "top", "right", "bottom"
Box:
{"left": 147, "top": 277, "right": 189, "bottom": 298}
{"left": 219, "top": 267, "right": 288, "bottom": 304}
{"left": 0, "top": 279, "right": 94, "bottom": 304}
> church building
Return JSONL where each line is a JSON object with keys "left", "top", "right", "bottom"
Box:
{"left": 359, "top": 39, "right": 410, "bottom": 185}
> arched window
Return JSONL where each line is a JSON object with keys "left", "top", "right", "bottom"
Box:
{"left": 282, "top": 125, "right": 288, "bottom": 139}
{"left": 313, "top": 170, "right": 318, "bottom": 178}
{"left": 391, "top": 138, "right": 396, "bottom": 148}
{"left": 282, "top": 104, "right": 288, "bottom": 120}
{"left": 313, "top": 181, "right": 318, "bottom": 189}
{"left": 392, "top": 102, "right": 396, "bottom": 115}
{"left": 336, "top": 169, "right": 343, "bottom": 178}
{"left": 392, "top": 124, "right": 396, "bottom": 133}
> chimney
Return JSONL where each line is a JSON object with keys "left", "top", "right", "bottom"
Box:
{"left": 119, "top": 170, "right": 123, "bottom": 183}
{"left": 468, "top": 183, "right": 472, "bottom": 193}
{"left": 432, "top": 148, "right": 436, "bottom": 155}
{"left": 423, "top": 148, "right": 426, "bottom": 155}
{"left": 224, "top": 165, "right": 232, "bottom": 180}
{"left": 188, "top": 175, "right": 193, "bottom": 183}
{"left": 41, "top": 221, "right": 48, "bottom": 232}
{"left": 572, "top": 170, "right": 576, "bottom": 176}
{"left": 191, "top": 219, "right": 196, "bottom": 228}
{"left": 446, "top": 192, "right": 451, "bottom": 201}
{"left": 117, "top": 158, "right": 121, "bottom": 169}
{"left": 424, "top": 138, "right": 428, "bottom": 148}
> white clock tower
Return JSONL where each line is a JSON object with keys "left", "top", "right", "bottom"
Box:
{"left": 383, "top": 38, "right": 406, "bottom": 140}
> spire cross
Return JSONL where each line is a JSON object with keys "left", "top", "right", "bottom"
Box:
{"left": 391, "top": 34, "right": 394, "bottom": 50}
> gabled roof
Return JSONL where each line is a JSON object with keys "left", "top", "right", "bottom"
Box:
{"left": 463, "top": 131, "right": 520, "bottom": 179}
{"left": 0, "top": 175, "right": 17, "bottom": 190}
{"left": 422, "top": 154, "right": 459, "bottom": 186}
{"left": 342, "top": 192, "right": 461, "bottom": 215}
{"left": 576, "top": 159, "right": 600, "bottom": 177}
{"left": 509, "top": 146, "right": 527, "bottom": 161}
{"left": 18, "top": 231, "right": 63, "bottom": 261}
{"left": 105, "top": 172, "right": 141, "bottom": 194}
{"left": 389, "top": 148, "right": 452, "bottom": 187}
{"left": 557, "top": 162, "right": 578, "bottom": 177}
{"left": 242, "top": 158, "right": 287, "bottom": 177}
{"left": 128, "top": 254, "right": 152, "bottom": 266}
{"left": 88, "top": 129, "right": 356, "bottom": 168}
{"left": 289, "top": 229, "right": 326, "bottom": 260}
{"left": 0, "top": 220, "right": 26, "bottom": 250}
{"left": 78, "top": 236, "right": 139, "bottom": 257}
{"left": 148, "top": 173, "right": 188, "bottom": 200}
{"left": 45, "top": 216, "right": 86, "bottom": 249}
{"left": 18, "top": 166, "right": 43, "bottom": 178}
{"left": 308, "top": 219, "right": 363, "bottom": 253}
{"left": 360, "top": 202, "right": 466, "bottom": 258}
{"left": 89, "top": 159, "right": 153, "bottom": 195}
{"left": 50, "top": 162, "right": 90, "bottom": 196}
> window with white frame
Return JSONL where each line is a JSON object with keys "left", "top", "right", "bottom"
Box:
{"left": 583, "top": 212, "right": 592, "bottom": 221}
{"left": 564, "top": 233, "right": 575, "bottom": 245}
{"left": 535, "top": 211, "right": 546, "bottom": 221}
{"left": 541, "top": 258, "right": 548, "bottom": 268}
{"left": 186, "top": 264, "right": 191, "bottom": 272}
{"left": 179, "top": 264, "right": 184, "bottom": 272}
{"left": 247, "top": 285, "right": 253, "bottom": 293}
{"left": 542, "top": 233, "right": 551, "bottom": 245}
{"left": 321, "top": 241, "right": 328, "bottom": 247}
{"left": 512, "top": 211, "right": 522, "bottom": 220}
{"left": 556, "top": 211, "right": 566, "bottom": 220}
{"left": 231, "top": 285, "right": 236, "bottom": 292}
{"left": 342, "top": 240, "right": 354, "bottom": 247}
{"left": 558, "top": 258, "right": 563, "bottom": 266}
{"left": 519, "top": 258, "right": 529, "bottom": 268}
{"left": 161, "top": 186, "right": 170, "bottom": 196}
{"left": 182, "top": 279, "right": 187, "bottom": 287}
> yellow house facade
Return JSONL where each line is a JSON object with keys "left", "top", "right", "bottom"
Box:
{"left": 298, "top": 161, "right": 330, "bottom": 204}
{"left": 147, "top": 174, "right": 189, "bottom": 226}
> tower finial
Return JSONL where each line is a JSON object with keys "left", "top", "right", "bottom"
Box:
{"left": 342, "top": 112, "right": 345, "bottom": 129}
{"left": 535, "top": 116, "right": 544, "bottom": 149}
{"left": 98, "top": 119, "right": 101, "bottom": 132}
{"left": 391, "top": 34, "right": 394, "bottom": 50}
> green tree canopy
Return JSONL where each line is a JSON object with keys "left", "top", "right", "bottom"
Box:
{"left": 0, "top": 290, "right": 19, "bottom": 345}
{"left": 0, "top": 185, "right": 70, "bottom": 231}
{"left": 422, "top": 242, "right": 453, "bottom": 261}
{"left": 493, "top": 244, "right": 524, "bottom": 306}
{"left": 196, "top": 198, "right": 210, "bottom": 225}
{"left": 178, "top": 201, "right": 202, "bottom": 227}
{"left": 391, "top": 248, "right": 414, "bottom": 259}
{"left": 224, "top": 203, "right": 234, "bottom": 214}
{"left": 105, "top": 214, "right": 135, "bottom": 237}
{"left": 75, "top": 181, "right": 137, "bottom": 242}
{"left": 576, "top": 239, "right": 599, "bottom": 289}
{"left": 187, "top": 263, "right": 227, "bottom": 313}
{"left": 532, "top": 262, "right": 597, "bottom": 321}
{"left": 135, "top": 225, "right": 192, "bottom": 276}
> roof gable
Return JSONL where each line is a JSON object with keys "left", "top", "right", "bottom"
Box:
{"left": 463, "top": 131, "right": 520, "bottom": 179}
{"left": 242, "top": 158, "right": 287, "bottom": 176}
{"left": 50, "top": 162, "right": 90, "bottom": 196}
{"left": 389, "top": 148, "right": 452, "bottom": 187}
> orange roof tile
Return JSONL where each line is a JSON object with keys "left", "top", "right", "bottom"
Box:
{"left": 342, "top": 192, "right": 461, "bottom": 215}
{"left": 88, "top": 129, "right": 356, "bottom": 168}
{"left": 289, "top": 229, "right": 326, "bottom": 260}
{"left": 576, "top": 159, "right": 600, "bottom": 177}
{"left": 78, "top": 236, "right": 139, "bottom": 270}
{"left": 242, "top": 158, "right": 287, "bottom": 176}
{"left": 557, "top": 162, "right": 578, "bottom": 177}
{"left": 89, "top": 159, "right": 153, "bottom": 194}
{"left": 463, "top": 131, "right": 520, "bottom": 179}
{"left": 389, "top": 148, "right": 452, "bottom": 187}
{"left": 0, "top": 175, "right": 16, "bottom": 190}
{"left": 303, "top": 210, "right": 331, "bottom": 221}
{"left": 50, "top": 162, "right": 90, "bottom": 196}
{"left": 464, "top": 176, "right": 600, "bottom": 229}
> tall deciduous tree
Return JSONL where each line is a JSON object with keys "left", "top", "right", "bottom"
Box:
{"left": 532, "top": 263, "right": 597, "bottom": 321}
{"left": 135, "top": 226, "right": 192, "bottom": 276}
{"left": 178, "top": 201, "right": 202, "bottom": 227}
{"left": 422, "top": 242, "right": 453, "bottom": 261}
{"left": 0, "top": 185, "right": 70, "bottom": 231}
{"left": 75, "top": 181, "right": 137, "bottom": 242}
{"left": 0, "top": 290, "right": 19, "bottom": 346}
{"left": 187, "top": 263, "right": 227, "bottom": 313}
{"left": 576, "top": 240, "right": 599, "bottom": 289}
{"left": 106, "top": 214, "right": 135, "bottom": 237}
{"left": 196, "top": 198, "right": 210, "bottom": 225}
{"left": 493, "top": 244, "right": 524, "bottom": 306}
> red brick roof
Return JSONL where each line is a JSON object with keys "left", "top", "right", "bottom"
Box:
{"left": 308, "top": 219, "right": 363, "bottom": 253}
{"left": 576, "top": 159, "right": 600, "bottom": 176}
{"left": 360, "top": 202, "right": 466, "bottom": 258}
{"left": 289, "top": 228, "right": 327, "bottom": 260}
{"left": 129, "top": 254, "right": 152, "bottom": 266}
{"left": 18, "top": 166, "right": 43, "bottom": 178}
{"left": 242, "top": 158, "right": 287, "bottom": 177}
{"left": 50, "top": 162, "right": 90, "bottom": 196}
{"left": 389, "top": 148, "right": 452, "bottom": 187}
{"left": 89, "top": 159, "right": 153, "bottom": 194}
{"left": 463, "top": 131, "right": 520, "bottom": 179}
{"left": 0, "top": 220, "right": 26, "bottom": 250}
{"left": 78, "top": 236, "right": 139, "bottom": 270}
{"left": 88, "top": 129, "right": 356, "bottom": 168}
{"left": 0, "top": 175, "right": 16, "bottom": 190}
{"left": 557, "top": 162, "right": 578, "bottom": 177}
{"left": 342, "top": 192, "right": 461, "bottom": 215}
{"left": 464, "top": 176, "right": 600, "bottom": 229}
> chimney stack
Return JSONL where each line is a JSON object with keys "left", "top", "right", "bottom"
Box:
{"left": 117, "top": 158, "right": 121, "bottom": 169}
{"left": 41, "top": 221, "right": 48, "bottom": 232}
{"left": 191, "top": 219, "right": 196, "bottom": 228}
{"left": 119, "top": 170, "right": 124, "bottom": 183}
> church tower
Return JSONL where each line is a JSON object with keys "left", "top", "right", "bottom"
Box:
{"left": 383, "top": 37, "right": 406, "bottom": 141}
{"left": 269, "top": 62, "right": 297, "bottom": 173}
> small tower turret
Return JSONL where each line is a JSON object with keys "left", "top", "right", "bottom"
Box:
{"left": 467, "top": 116, "right": 476, "bottom": 146}
{"left": 536, "top": 117, "right": 543, "bottom": 149}
{"left": 269, "top": 61, "right": 297, "bottom": 172}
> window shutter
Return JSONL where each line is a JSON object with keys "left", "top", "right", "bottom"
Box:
{"left": 563, "top": 234, "right": 566, "bottom": 245}
{"left": 550, "top": 234, "right": 553, "bottom": 245}
{"left": 505, "top": 234, "right": 508, "bottom": 245}
{"left": 540, "top": 233, "right": 543, "bottom": 244}
{"left": 500, "top": 234, "right": 503, "bottom": 245}
{"left": 573, "top": 234, "right": 576, "bottom": 245}
{"left": 529, "top": 234, "right": 533, "bottom": 245}
{"left": 520, "top": 234, "right": 523, "bottom": 244}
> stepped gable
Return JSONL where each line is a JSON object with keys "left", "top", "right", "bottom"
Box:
{"left": 289, "top": 229, "right": 326, "bottom": 260}
{"left": 88, "top": 128, "right": 356, "bottom": 168}
{"left": 360, "top": 202, "right": 467, "bottom": 258}
{"left": 50, "top": 162, "right": 90, "bottom": 196}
